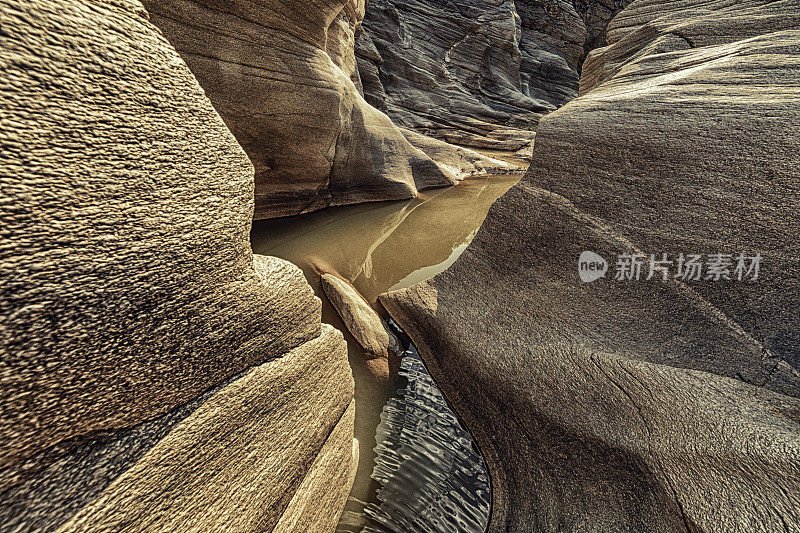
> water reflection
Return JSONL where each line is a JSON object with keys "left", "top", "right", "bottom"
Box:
{"left": 250, "top": 174, "right": 519, "bottom": 532}
{"left": 251, "top": 174, "right": 520, "bottom": 304}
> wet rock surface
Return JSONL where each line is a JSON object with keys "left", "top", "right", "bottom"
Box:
{"left": 381, "top": 0, "right": 800, "bottom": 531}
{"left": 1, "top": 1, "right": 355, "bottom": 529}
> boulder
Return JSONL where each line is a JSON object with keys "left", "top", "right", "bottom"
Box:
{"left": 380, "top": 0, "right": 800, "bottom": 530}
{"left": 321, "top": 273, "right": 398, "bottom": 361}
{"left": 0, "top": 1, "right": 354, "bottom": 529}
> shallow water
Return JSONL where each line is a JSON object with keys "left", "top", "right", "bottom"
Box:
{"left": 361, "top": 328, "right": 491, "bottom": 533}
{"left": 250, "top": 174, "right": 520, "bottom": 532}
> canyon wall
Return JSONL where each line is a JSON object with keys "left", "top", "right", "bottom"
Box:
{"left": 355, "top": 0, "right": 632, "bottom": 150}
{"left": 572, "top": 0, "right": 632, "bottom": 67}
{"left": 142, "top": 0, "right": 511, "bottom": 219}
{"left": 381, "top": 0, "right": 800, "bottom": 531}
{"left": 357, "top": 0, "right": 586, "bottom": 150}
{"left": 0, "top": 0, "right": 355, "bottom": 529}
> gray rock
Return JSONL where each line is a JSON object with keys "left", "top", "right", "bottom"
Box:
{"left": 357, "top": 0, "right": 588, "bottom": 149}
{"left": 380, "top": 0, "right": 800, "bottom": 530}
{"left": 572, "top": 0, "right": 632, "bottom": 68}
{"left": 1, "top": 1, "right": 354, "bottom": 529}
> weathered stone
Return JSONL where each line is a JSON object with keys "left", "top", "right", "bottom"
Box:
{"left": 357, "top": 0, "right": 587, "bottom": 149}
{"left": 572, "top": 0, "right": 632, "bottom": 67}
{"left": 141, "top": 0, "right": 473, "bottom": 219}
{"left": 321, "top": 273, "right": 398, "bottom": 360}
{"left": 57, "top": 326, "right": 353, "bottom": 532}
{"left": 380, "top": 0, "right": 800, "bottom": 530}
{"left": 401, "top": 127, "right": 522, "bottom": 179}
{"left": 1, "top": 1, "right": 355, "bottom": 530}
{"left": 274, "top": 407, "right": 359, "bottom": 533}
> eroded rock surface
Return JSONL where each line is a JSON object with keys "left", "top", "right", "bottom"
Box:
{"left": 572, "top": 0, "right": 632, "bottom": 67}
{"left": 357, "top": 0, "right": 588, "bottom": 150}
{"left": 142, "top": 0, "right": 515, "bottom": 219}
{"left": 321, "top": 273, "right": 399, "bottom": 382}
{"left": 1, "top": 1, "right": 355, "bottom": 530}
{"left": 381, "top": 0, "right": 800, "bottom": 530}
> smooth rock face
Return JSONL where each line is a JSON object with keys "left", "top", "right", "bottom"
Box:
{"left": 1, "top": 1, "right": 354, "bottom": 530}
{"left": 142, "top": 0, "right": 472, "bottom": 219}
{"left": 381, "top": 1, "right": 800, "bottom": 531}
{"left": 357, "top": 0, "right": 587, "bottom": 150}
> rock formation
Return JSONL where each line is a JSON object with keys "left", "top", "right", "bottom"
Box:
{"left": 357, "top": 0, "right": 588, "bottom": 149}
{"left": 321, "top": 273, "right": 399, "bottom": 382}
{"left": 141, "top": 0, "right": 509, "bottom": 219}
{"left": 321, "top": 273, "right": 398, "bottom": 359}
{"left": 572, "top": 0, "right": 632, "bottom": 67}
{"left": 381, "top": 0, "right": 800, "bottom": 530}
{"left": 0, "top": 0, "right": 355, "bottom": 530}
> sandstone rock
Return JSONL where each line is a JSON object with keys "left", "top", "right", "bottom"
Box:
{"left": 274, "top": 413, "right": 359, "bottom": 533}
{"left": 321, "top": 273, "right": 398, "bottom": 360}
{"left": 572, "top": 0, "right": 632, "bottom": 67}
{"left": 56, "top": 326, "right": 354, "bottom": 532}
{"left": 1, "top": 1, "right": 354, "bottom": 529}
{"left": 357, "top": 0, "right": 587, "bottom": 150}
{"left": 401, "top": 127, "right": 522, "bottom": 179}
{"left": 142, "top": 0, "right": 465, "bottom": 219}
{"left": 380, "top": 0, "right": 800, "bottom": 530}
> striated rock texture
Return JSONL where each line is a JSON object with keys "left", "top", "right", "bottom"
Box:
{"left": 381, "top": 0, "right": 800, "bottom": 531}
{"left": 572, "top": 0, "right": 632, "bottom": 67}
{"left": 142, "top": 0, "right": 509, "bottom": 219}
{"left": 357, "top": 0, "right": 588, "bottom": 150}
{"left": 1, "top": 0, "right": 355, "bottom": 530}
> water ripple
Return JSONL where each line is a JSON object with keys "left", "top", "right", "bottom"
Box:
{"left": 362, "top": 343, "right": 490, "bottom": 533}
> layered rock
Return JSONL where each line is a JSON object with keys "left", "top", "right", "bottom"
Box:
{"left": 357, "top": 0, "right": 587, "bottom": 149}
{"left": 142, "top": 0, "right": 512, "bottom": 219}
{"left": 381, "top": 0, "right": 800, "bottom": 530}
{"left": 572, "top": 0, "right": 632, "bottom": 67}
{"left": 0, "top": 0, "right": 354, "bottom": 530}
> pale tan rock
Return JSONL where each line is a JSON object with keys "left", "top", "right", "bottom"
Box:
{"left": 0, "top": 1, "right": 355, "bottom": 530}
{"left": 274, "top": 405, "right": 359, "bottom": 533}
{"left": 381, "top": 0, "right": 800, "bottom": 530}
{"left": 400, "top": 128, "right": 522, "bottom": 181}
{"left": 57, "top": 326, "right": 352, "bottom": 533}
{"left": 141, "top": 0, "right": 459, "bottom": 219}
{"left": 321, "top": 273, "right": 397, "bottom": 360}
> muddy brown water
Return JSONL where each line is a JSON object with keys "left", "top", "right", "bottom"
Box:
{"left": 251, "top": 173, "right": 521, "bottom": 532}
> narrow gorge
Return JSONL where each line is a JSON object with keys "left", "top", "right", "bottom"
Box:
{"left": 1, "top": 0, "right": 798, "bottom": 532}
